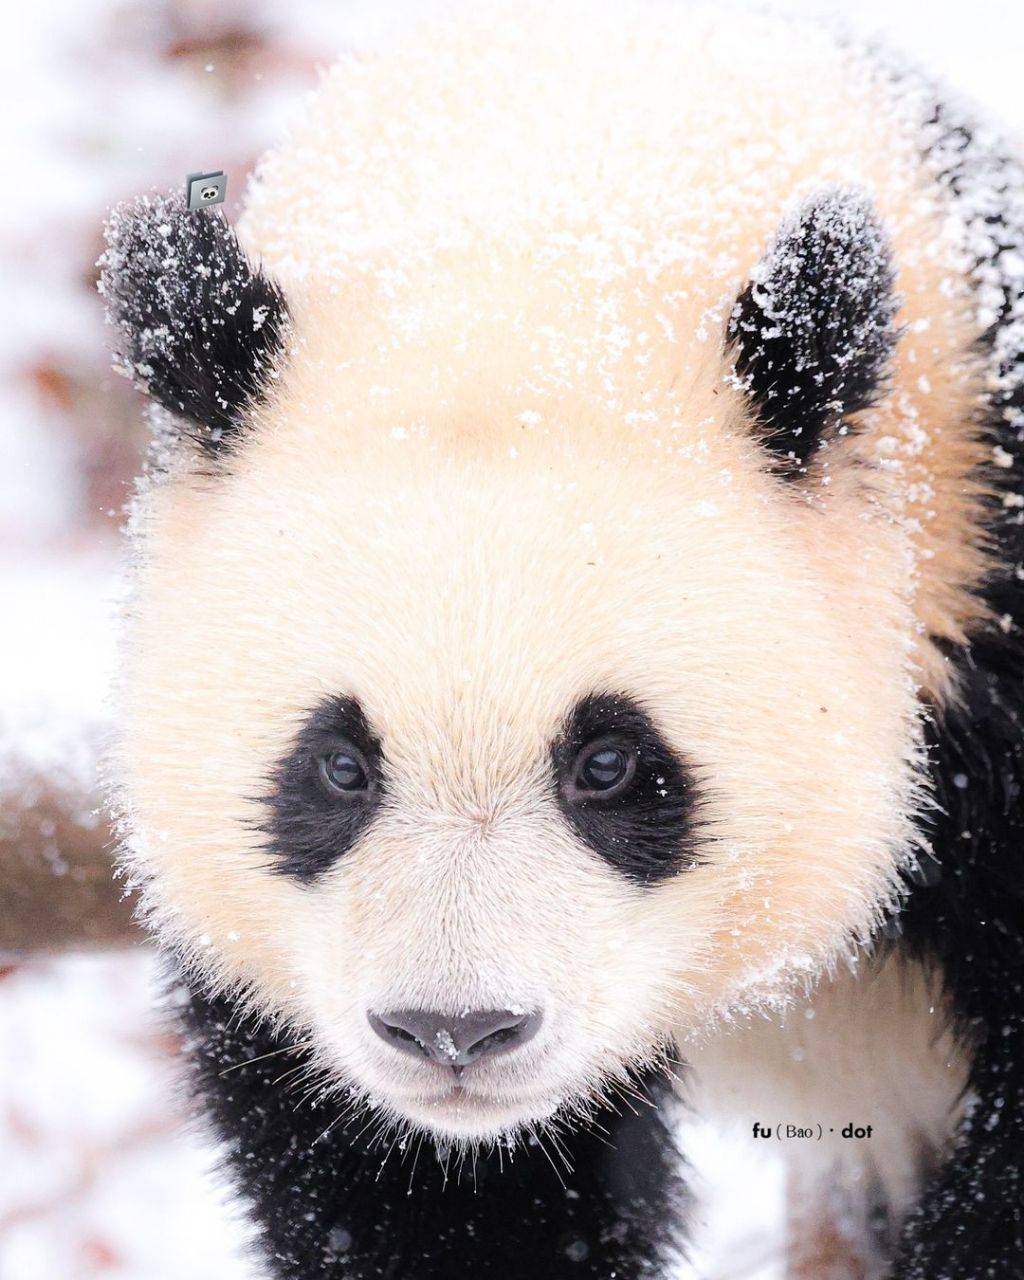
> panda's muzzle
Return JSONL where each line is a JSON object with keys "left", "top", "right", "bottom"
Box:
{"left": 368, "top": 1007, "right": 541, "bottom": 1070}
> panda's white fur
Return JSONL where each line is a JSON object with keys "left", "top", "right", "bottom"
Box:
{"left": 112, "top": 2, "right": 1009, "bottom": 1263}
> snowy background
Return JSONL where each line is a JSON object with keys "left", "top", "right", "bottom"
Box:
{"left": 1, "top": 2, "right": 1021, "bottom": 1277}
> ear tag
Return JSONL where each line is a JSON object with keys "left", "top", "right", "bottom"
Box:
{"left": 186, "top": 170, "right": 227, "bottom": 211}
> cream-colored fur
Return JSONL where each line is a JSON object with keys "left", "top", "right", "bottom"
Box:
{"left": 120, "top": 4, "right": 988, "bottom": 1152}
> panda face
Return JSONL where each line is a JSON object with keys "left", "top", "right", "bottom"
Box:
{"left": 122, "top": 394, "right": 920, "bottom": 1142}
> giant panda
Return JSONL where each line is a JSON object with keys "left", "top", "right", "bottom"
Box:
{"left": 99, "top": 5, "right": 1024, "bottom": 1278}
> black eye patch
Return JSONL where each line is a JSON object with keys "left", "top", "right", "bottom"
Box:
{"left": 260, "top": 695, "right": 384, "bottom": 883}
{"left": 551, "top": 693, "right": 699, "bottom": 886}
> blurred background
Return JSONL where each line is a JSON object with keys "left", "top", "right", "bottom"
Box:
{"left": 0, "top": 1, "right": 1020, "bottom": 1277}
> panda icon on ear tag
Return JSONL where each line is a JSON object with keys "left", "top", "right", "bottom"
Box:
{"left": 186, "top": 170, "right": 227, "bottom": 211}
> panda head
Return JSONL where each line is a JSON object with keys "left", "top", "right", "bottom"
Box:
{"left": 104, "top": 188, "right": 917, "bottom": 1144}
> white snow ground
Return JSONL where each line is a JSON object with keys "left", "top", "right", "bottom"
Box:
{"left": 1, "top": 2, "right": 1021, "bottom": 1278}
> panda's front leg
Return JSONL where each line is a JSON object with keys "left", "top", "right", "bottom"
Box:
{"left": 180, "top": 978, "right": 689, "bottom": 1280}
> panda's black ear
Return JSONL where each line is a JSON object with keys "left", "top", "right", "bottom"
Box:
{"left": 99, "top": 193, "right": 288, "bottom": 457}
{"left": 727, "top": 187, "right": 898, "bottom": 478}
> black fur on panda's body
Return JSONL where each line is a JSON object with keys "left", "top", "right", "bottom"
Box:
{"left": 883, "top": 99, "right": 1024, "bottom": 1279}
{"left": 101, "top": 49, "right": 1024, "bottom": 1280}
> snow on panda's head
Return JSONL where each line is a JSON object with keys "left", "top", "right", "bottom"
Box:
{"left": 101, "top": 24, "right": 936, "bottom": 1143}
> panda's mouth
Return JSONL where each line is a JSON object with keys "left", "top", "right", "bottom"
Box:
{"left": 421, "top": 1084, "right": 498, "bottom": 1109}
{"left": 378, "top": 1071, "right": 565, "bottom": 1137}
{"left": 397, "top": 1076, "right": 552, "bottom": 1111}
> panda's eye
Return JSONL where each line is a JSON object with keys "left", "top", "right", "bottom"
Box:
{"left": 572, "top": 742, "right": 636, "bottom": 799}
{"left": 553, "top": 694, "right": 697, "bottom": 886}
{"left": 319, "top": 747, "right": 370, "bottom": 796}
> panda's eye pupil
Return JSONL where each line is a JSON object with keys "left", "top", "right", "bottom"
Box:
{"left": 578, "top": 745, "right": 634, "bottom": 795}
{"left": 320, "top": 749, "right": 369, "bottom": 795}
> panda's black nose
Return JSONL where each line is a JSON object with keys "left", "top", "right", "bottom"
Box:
{"left": 368, "top": 1007, "right": 541, "bottom": 1068}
